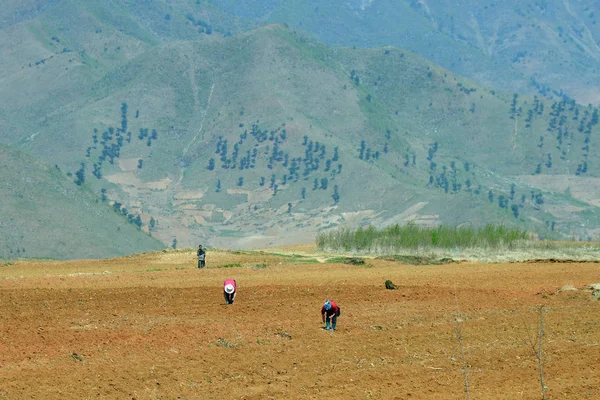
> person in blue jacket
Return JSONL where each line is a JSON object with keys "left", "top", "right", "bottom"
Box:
{"left": 321, "top": 300, "right": 341, "bottom": 331}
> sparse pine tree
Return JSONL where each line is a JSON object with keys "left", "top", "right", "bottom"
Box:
{"left": 100, "top": 188, "right": 107, "bottom": 202}
{"left": 172, "top": 238, "right": 177, "bottom": 249}
{"left": 488, "top": 190, "right": 494, "bottom": 202}
{"left": 74, "top": 162, "right": 85, "bottom": 186}
{"left": 121, "top": 102, "right": 128, "bottom": 132}
{"left": 332, "top": 185, "right": 340, "bottom": 204}
{"left": 216, "top": 179, "right": 221, "bottom": 192}
{"left": 498, "top": 195, "right": 506, "bottom": 209}
{"left": 301, "top": 187, "right": 306, "bottom": 200}
{"left": 535, "top": 193, "right": 544, "bottom": 206}
{"left": 237, "top": 177, "right": 243, "bottom": 187}
{"left": 511, "top": 204, "right": 519, "bottom": 218}
{"left": 207, "top": 158, "right": 215, "bottom": 171}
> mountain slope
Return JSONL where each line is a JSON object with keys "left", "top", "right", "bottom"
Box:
{"left": 5, "top": 0, "right": 599, "bottom": 103}
{"left": 211, "top": 0, "right": 600, "bottom": 103}
{"left": 4, "top": 23, "right": 600, "bottom": 250}
{"left": 0, "top": 145, "right": 163, "bottom": 260}
{"left": 3, "top": 1, "right": 600, "bottom": 254}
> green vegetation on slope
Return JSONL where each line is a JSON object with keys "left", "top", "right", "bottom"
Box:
{"left": 0, "top": 145, "right": 164, "bottom": 260}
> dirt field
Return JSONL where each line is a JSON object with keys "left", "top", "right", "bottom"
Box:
{"left": 1, "top": 248, "right": 599, "bottom": 399}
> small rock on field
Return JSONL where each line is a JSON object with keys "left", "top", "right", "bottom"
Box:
{"left": 557, "top": 285, "right": 577, "bottom": 292}
{"left": 385, "top": 280, "right": 398, "bottom": 290}
{"left": 590, "top": 283, "right": 600, "bottom": 299}
{"left": 276, "top": 332, "right": 292, "bottom": 339}
{"left": 70, "top": 353, "right": 84, "bottom": 362}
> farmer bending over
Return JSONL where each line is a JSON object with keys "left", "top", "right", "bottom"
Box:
{"left": 224, "top": 279, "right": 237, "bottom": 304}
{"left": 321, "top": 300, "right": 341, "bottom": 331}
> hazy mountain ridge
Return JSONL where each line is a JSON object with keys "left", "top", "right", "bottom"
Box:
{"left": 210, "top": 0, "right": 600, "bottom": 103}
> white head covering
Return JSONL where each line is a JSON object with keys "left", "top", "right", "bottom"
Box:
{"left": 224, "top": 284, "right": 235, "bottom": 294}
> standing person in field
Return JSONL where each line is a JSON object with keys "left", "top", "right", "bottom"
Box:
{"left": 224, "top": 279, "right": 237, "bottom": 304}
{"left": 321, "top": 300, "right": 340, "bottom": 331}
{"left": 197, "top": 244, "right": 206, "bottom": 269}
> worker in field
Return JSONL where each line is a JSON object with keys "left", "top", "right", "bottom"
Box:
{"left": 224, "top": 278, "right": 237, "bottom": 304}
{"left": 197, "top": 244, "right": 206, "bottom": 269}
{"left": 321, "top": 299, "right": 341, "bottom": 331}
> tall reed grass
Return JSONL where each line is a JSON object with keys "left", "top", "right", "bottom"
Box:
{"left": 316, "top": 223, "right": 529, "bottom": 252}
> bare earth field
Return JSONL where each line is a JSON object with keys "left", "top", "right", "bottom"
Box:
{"left": 1, "top": 248, "right": 599, "bottom": 399}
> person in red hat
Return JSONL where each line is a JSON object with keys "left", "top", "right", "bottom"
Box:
{"left": 321, "top": 300, "right": 340, "bottom": 330}
{"left": 223, "top": 279, "right": 237, "bottom": 304}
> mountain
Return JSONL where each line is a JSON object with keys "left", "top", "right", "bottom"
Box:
{"left": 0, "top": 145, "right": 163, "bottom": 260}
{"left": 210, "top": 0, "right": 600, "bottom": 104}
{"left": 5, "top": 0, "right": 597, "bottom": 102}
{"left": 2, "top": 2, "right": 600, "bottom": 256}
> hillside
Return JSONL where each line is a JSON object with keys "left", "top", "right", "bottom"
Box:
{"left": 0, "top": 145, "right": 163, "bottom": 259}
{"left": 3, "top": 0, "right": 598, "bottom": 103}
{"left": 3, "top": 3, "right": 600, "bottom": 255}
{"left": 211, "top": 0, "right": 600, "bottom": 103}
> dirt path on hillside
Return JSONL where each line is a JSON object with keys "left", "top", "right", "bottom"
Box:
{"left": 1, "top": 253, "right": 599, "bottom": 399}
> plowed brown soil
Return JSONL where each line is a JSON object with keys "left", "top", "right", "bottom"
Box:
{"left": 1, "top": 249, "right": 599, "bottom": 399}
